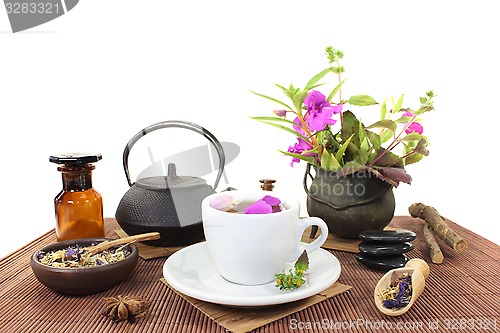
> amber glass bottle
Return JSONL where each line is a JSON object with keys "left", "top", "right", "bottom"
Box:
{"left": 50, "top": 154, "right": 104, "bottom": 241}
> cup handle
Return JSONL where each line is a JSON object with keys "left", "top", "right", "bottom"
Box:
{"left": 288, "top": 217, "right": 329, "bottom": 262}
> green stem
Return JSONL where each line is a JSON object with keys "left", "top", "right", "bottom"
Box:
{"left": 336, "top": 60, "right": 344, "bottom": 129}
{"left": 370, "top": 114, "right": 417, "bottom": 166}
{"left": 401, "top": 149, "right": 416, "bottom": 160}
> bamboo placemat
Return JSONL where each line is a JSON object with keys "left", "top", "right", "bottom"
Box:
{"left": 160, "top": 279, "right": 351, "bottom": 333}
{"left": 0, "top": 216, "right": 498, "bottom": 333}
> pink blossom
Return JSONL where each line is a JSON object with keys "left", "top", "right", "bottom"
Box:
{"left": 273, "top": 110, "right": 287, "bottom": 117}
{"left": 244, "top": 200, "right": 272, "bottom": 214}
{"left": 293, "top": 117, "right": 306, "bottom": 136}
{"left": 406, "top": 122, "right": 424, "bottom": 134}
{"left": 261, "top": 195, "right": 281, "bottom": 206}
{"left": 287, "top": 138, "right": 315, "bottom": 166}
{"left": 402, "top": 111, "right": 424, "bottom": 134}
{"left": 303, "top": 91, "right": 342, "bottom": 131}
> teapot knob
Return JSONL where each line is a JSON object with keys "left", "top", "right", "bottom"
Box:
{"left": 167, "top": 163, "right": 179, "bottom": 178}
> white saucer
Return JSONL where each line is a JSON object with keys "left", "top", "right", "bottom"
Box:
{"left": 163, "top": 242, "right": 341, "bottom": 307}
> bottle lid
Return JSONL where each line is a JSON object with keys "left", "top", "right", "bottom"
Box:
{"left": 49, "top": 153, "right": 102, "bottom": 166}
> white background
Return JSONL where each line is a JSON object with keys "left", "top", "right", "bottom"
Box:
{"left": 1, "top": 0, "right": 499, "bottom": 258}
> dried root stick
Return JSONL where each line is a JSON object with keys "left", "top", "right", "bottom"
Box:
{"left": 409, "top": 203, "right": 468, "bottom": 254}
{"left": 422, "top": 222, "right": 444, "bottom": 264}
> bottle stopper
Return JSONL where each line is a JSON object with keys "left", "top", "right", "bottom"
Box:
{"left": 260, "top": 179, "right": 276, "bottom": 191}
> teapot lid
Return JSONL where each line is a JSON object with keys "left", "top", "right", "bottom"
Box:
{"left": 135, "top": 163, "right": 207, "bottom": 190}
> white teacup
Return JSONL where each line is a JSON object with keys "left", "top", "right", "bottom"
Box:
{"left": 201, "top": 191, "right": 329, "bottom": 286}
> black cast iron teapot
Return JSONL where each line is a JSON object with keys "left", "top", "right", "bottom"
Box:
{"left": 115, "top": 120, "right": 225, "bottom": 247}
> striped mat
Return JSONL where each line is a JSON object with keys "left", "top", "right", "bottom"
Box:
{"left": 0, "top": 217, "right": 498, "bottom": 333}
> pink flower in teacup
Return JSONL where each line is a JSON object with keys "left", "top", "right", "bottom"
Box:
{"left": 244, "top": 195, "right": 282, "bottom": 214}
{"left": 210, "top": 195, "right": 237, "bottom": 211}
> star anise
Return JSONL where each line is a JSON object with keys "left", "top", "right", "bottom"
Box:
{"left": 102, "top": 295, "right": 149, "bottom": 323}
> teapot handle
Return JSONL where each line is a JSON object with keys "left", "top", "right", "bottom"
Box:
{"left": 122, "top": 120, "right": 226, "bottom": 190}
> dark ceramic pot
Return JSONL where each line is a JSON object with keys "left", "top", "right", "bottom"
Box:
{"left": 304, "top": 164, "right": 395, "bottom": 239}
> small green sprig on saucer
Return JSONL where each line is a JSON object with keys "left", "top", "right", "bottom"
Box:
{"left": 276, "top": 250, "right": 309, "bottom": 290}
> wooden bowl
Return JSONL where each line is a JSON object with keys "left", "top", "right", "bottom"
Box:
{"left": 30, "top": 238, "right": 139, "bottom": 295}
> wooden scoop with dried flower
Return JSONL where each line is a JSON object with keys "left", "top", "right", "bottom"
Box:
{"left": 374, "top": 259, "right": 429, "bottom": 316}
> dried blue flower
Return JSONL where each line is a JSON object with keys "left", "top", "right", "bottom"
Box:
{"left": 381, "top": 273, "right": 412, "bottom": 309}
{"left": 64, "top": 246, "right": 80, "bottom": 261}
{"left": 36, "top": 251, "right": 46, "bottom": 261}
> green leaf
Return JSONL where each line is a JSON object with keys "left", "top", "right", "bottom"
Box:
{"left": 405, "top": 152, "right": 424, "bottom": 165}
{"left": 294, "top": 250, "right": 309, "bottom": 272}
{"left": 250, "top": 90, "right": 294, "bottom": 111}
{"left": 275, "top": 84, "right": 295, "bottom": 100}
{"left": 321, "top": 151, "right": 341, "bottom": 171}
{"left": 293, "top": 90, "right": 308, "bottom": 113}
{"left": 395, "top": 116, "right": 413, "bottom": 123}
{"left": 331, "top": 66, "right": 345, "bottom": 74}
{"left": 367, "top": 119, "right": 397, "bottom": 133}
{"left": 358, "top": 120, "right": 367, "bottom": 144}
{"left": 307, "top": 83, "right": 326, "bottom": 90}
{"left": 250, "top": 116, "right": 296, "bottom": 126}
{"left": 325, "top": 46, "right": 344, "bottom": 63}
{"left": 401, "top": 132, "right": 424, "bottom": 142}
{"left": 341, "top": 111, "right": 360, "bottom": 142}
{"left": 414, "top": 138, "right": 429, "bottom": 156}
{"left": 279, "top": 150, "right": 319, "bottom": 166}
{"left": 335, "top": 134, "right": 354, "bottom": 163}
{"left": 337, "top": 161, "right": 365, "bottom": 177}
{"left": 380, "top": 98, "right": 388, "bottom": 120}
{"left": 341, "top": 111, "right": 361, "bottom": 161}
{"left": 323, "top": 129, "right": 341, "bottom": 154}
{"left": 358, "top": 137, "right": 370, "bottom": 165}
{"left": 371, "top": 166, "right": 412, "bottom": 187}
{"left": 317, "top": 131, "right": 326, "bottom": 146}
{"left": 305, "top": 68, "right": 331, "bottom": 90}
{"left": 275, "top": 84, "right": 288, "bottom": 91}
{"left": 415, "top": 105, "right": 434, "bottom": 114}
{"left": 393, "top": 94, "right": 404, "bottom": 113}
{"left": 367, "top": 167, "right": 399, "bottom": 187}
{"left": 347, "top": 95, "right": 378, "bottom": 106}
{"left": 380, "top": 129, "right": 393, "bottom": 143}
{"left": 276, "top": 250, "right": 309, "bottom": 290}
{"left": 252, "top": 118, "right": 309, "bottom": 142}
{"left": 302, "top": 146, "right": 320, "bottom": 155}
{"left": 366, "top": 130, "right": 381, "bottom": 151}
{"left": 345, "top": 142, "right": 359, "bottom": 163}
{"left": 327, "top": 78, "right": 346, "bottom": 102}
{"left": 372, "top": 148, "right": 404, "bottom": 168}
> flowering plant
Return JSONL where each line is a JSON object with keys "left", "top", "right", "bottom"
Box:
{"left": 252, "top": 46, "right": 435, "bottom": 187}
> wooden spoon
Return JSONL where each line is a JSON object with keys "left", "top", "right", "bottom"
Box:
{"left": 86, "top": 232, "right": 160, "bottom": 255}
{"left": 374, "top": 258, "right": 430, "bottom": 316}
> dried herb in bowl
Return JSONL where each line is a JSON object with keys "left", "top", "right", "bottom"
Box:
{"left": 36, "top": 242, "right": 132, "bottom": 268}
{"left": 380, "top": 273, "right": 412, "bottom": 309}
